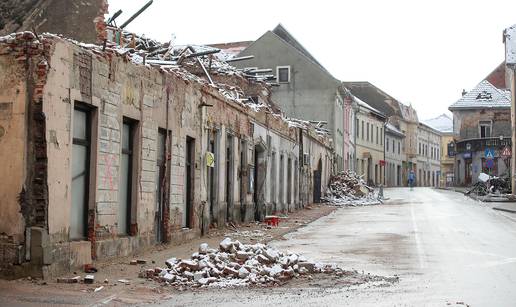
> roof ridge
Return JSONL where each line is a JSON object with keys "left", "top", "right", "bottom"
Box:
{"left": 272, "top": 24, "right": 331, "bottom": 75}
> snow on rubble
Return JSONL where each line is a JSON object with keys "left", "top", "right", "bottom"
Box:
{"left": 138, "top": 238, "right": 347, "bottom": 288}
{"left": 323, "top": 171, "right": 382, "bottom": 206}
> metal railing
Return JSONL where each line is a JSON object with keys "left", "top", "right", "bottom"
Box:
{"left": 455, "top": 137, "right": 511, "bottom": 153}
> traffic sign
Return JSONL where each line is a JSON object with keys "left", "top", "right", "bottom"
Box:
{"left": 484, "top": 148, "right": 495, "bottom": 159}
{"left": 486, "top": 158, "right": 495, "bottom": 169}
{"left": 501, "top": 146, "right": 512, "bottom": 158}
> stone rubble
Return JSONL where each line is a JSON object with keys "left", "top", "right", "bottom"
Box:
{"left": 138, "top": 239, "right": 346, "bottom": 288}
{"left": 323, "top": 171, "right": 382, "bottom": 206}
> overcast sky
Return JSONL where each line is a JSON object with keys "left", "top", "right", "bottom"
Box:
{"left": 108, "top": 0, "right": 516, "bottom": 120}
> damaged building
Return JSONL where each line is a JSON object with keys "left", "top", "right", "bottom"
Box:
{"left": 0, "top": 28, "right": 333, "bottom": 279}
{"left": 449, "top": 80, "right": 512, "bottom": 185}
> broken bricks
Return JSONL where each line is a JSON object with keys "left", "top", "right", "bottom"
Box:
{"left": 138, "top": 238, "right": 347, "bottom": 288}
{"left": 57, "top": 276, "right": 81, "bottom": 283}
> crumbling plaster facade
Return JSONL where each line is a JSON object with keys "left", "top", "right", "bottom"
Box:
{"left": 0, "top": 32, "right": 333, "bottom": 279}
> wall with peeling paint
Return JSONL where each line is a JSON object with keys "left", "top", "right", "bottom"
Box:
{"left": 0, "top": 32, "right": 334, "bottom": 279}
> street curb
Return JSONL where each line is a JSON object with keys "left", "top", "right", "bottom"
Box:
{"left": 493, "top": 207, "right": 516, "bottom": 214}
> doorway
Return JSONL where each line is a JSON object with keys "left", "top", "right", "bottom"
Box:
{"left": 184, "top": 136, "right": 195, "bottom": 228}
{"left": 207, "top": 132, "right": 216, "bottom": 226}
{"left": 313, "top": 159, "right": 322, "bottom": 203}
{"left": 155, "top": 129, "right": 167, "bottom": 243}
{"left": 239, "top": 140, "right": 247, "bottom": 222}
{"left": 71, "top": 107, "right": 91, "bottom": 240}
{"left": 226, "top": 134, "right": 233, "bottom": 222}
{"left": 465, "top": 159, "right": 472, "bottom": 185}
{"left": 253, "top": 144, "right": 266, "bottom": 221}
{"left": 119, "top": 119, "right": 135, "bottom": 235}
{"left": 287, "top": 157, "right": 292, "bottom": 209}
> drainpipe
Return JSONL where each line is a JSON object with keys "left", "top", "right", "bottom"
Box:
{"left": 503, "top": 26, "right": 516, "bottom": 193}
{"left": 354, "top": 103, "right": 360, "bottom": 173}
{"left": 383, "top": 121, "right": 386, "bottom": 186}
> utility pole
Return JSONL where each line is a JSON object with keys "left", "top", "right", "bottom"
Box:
{"left": 503, "top": 25, "right": 516, "bottom": 194}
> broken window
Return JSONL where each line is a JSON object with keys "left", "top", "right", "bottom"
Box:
{"left": 479, "top": 121, "right": 492, "bottom": 138}
{"left": 277, "top": 66, "right": 290, "bottom": 83}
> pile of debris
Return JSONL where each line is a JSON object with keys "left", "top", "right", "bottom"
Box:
{"left": 323, "top": 171, "right": 381, "bottom": 206}
{"left": 465, "top": 173, "right": 513, "bottom": 200}
{"left": 139, "top": 238, "right": 345, "bottom": 288}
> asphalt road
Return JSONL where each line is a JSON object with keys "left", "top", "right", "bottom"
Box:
{"left": 160, "top": 188, "right": 516, "bottom": 306}
{"left": 3, "top": 188, "right": 516, "bottom": 306}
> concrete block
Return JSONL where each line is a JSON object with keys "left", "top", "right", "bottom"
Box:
{"left": 30, "top": 227, "right": 51, "bottom": 265}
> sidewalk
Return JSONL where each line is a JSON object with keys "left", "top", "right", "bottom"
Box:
{"left": 0, "top": 203, "right": 337, "bottom": 306}
{"left": 439, "top": 186, "right": 516, "bottom": 214}
{"left": 492, "top": 203, "right": 516, "bottom": 214}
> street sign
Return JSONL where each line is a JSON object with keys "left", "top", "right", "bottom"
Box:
{"left": 206, "top": 152, "right": 215, "bottom": 167}
{"left": 484, "top": 148, "right": 495, "bottom": 159}
{"left": 486, "top": 158, "right": 495, "bottom": 169}
{"left": 501, "top": 146, "right": 512, "bottom": 158}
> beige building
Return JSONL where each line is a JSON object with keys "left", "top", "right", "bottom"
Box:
{"left": 344, "top": 82, "right": 419, "bottom": 186}
{"left": 416, "top": 123, "right": 442, "bottom": 187}
{"left": 354, "top": 97, "right": 387, "bottom": 186}
{"left": 385, "top": 123, "right": 406, "bottom": 186}
{"left": 423, "top": 114, "right": 454, "bottom": 187}
{"left": 0, "top": 31, "right": 334, "bottom": 279}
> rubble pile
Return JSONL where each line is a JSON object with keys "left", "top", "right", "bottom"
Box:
{"left": 323, "top": 171, "right": 381, "bottom": 206}
{"left": 139, "top": 238, "right": 345, "bottom": 288}
{"left": 224, "top": 229, "right": 273, "bottom": 242}
{"left": 465, "top": 173, "right": 512, "bottom": 198}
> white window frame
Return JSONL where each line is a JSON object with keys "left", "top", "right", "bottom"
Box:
{"left": 479, "top": 120, "right": 492, "bottom": 138}
{"left": 276, "top": 65, "right": 291, "bottom": 83}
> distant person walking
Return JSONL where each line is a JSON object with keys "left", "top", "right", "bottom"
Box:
{"left": 408, "top": 170, "right": 416, "bottom": 190}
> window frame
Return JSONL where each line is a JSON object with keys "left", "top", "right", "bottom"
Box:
{"left": 479, "top": 120, "right": 492, "bottom": 138}
{"left": 276, "top": 65, "right": 291, "bottom": 83}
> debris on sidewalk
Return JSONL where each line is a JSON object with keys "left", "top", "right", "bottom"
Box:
{"left": 139, "top": 238, "right": 348, "bottom": 288}
{"left": 84, "top": 264, "right": 98, "bottom": 273}
{"left": 465, "top": 173, "right": 513, "bottom": 201}
{"left": 57, "top": 276, "right": 81, "bottom": 284}
{"left": 84, "top": 275, "right": 95, "bottom": 284}
{"left": 323, "top": 171, "right": 382, "bottom": 206}
{"left": 94, "top": 286, "right": 104, "bottom": 293}
{"left": 223, "top": 229, "right": 273, "bottom": 242}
